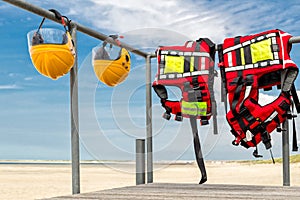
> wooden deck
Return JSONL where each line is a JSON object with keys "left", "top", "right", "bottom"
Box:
{"left": 44, "top": 183, "right": 300, "bottom": 200}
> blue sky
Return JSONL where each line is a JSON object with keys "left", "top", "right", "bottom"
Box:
{"left": 1, "top": 0, "right": 300, "bottom": 161}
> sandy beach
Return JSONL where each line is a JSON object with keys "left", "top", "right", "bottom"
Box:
{"left": 0, "top": 160, "right": 299, "bottom": 200}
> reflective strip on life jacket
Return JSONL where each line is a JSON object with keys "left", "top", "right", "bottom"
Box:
{"left": 224, "top": 60, "right": 281, "bottom": 72}
{"left": 158, "top": 50, "right": 211, "bottom": 80}
{"left": 159, "top": 70, "right": 210, "bottom": 79}
{"left": 160, "top": 50, "right": 210, "bottom": 57}
{"left": 223, "top": 33, "right": 281, "bottom": 71}
{"left": 223, "top": 32, "right": 277, "bottom": 54}
{"left": 181, "top": 100, "right": 207, "bottom": 116}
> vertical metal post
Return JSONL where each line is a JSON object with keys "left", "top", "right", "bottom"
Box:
{"left": 282, "top": 120, "right": 290, "bottom": 186}
{"left": 70, "top": 24, "right": 80, "bottom": 194}
{"left": 146, "top": 54, "right": 153, "bottom": 183}
{"left": 136, "top": 139, "right": 145, "bottom": 185}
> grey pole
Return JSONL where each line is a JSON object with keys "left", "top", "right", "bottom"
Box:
{"left": 282, "top": 120, "right": 290, "bottom": 186}
{"left": 146, "top": 54, "right": 153, "bottom": 183}
{"left": 289, "top": 36, "right": 300, "bottom": 44}
{"left": 285, "top": 36, "right": 300, "bottom": 186}
{"left": 136, "top": 139, "right": 145, "bottom": 185}
{"left": 70, "top": 24, "right": 80, "bottom": 194}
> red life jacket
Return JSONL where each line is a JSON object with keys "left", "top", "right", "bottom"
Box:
{"left": 152, "top": 38, "right": 217, "bottom": 126}
{"left": 218, "top": 29, "right": 299, "bottom": 154}
{"left": 152, "top": 38, "right": 217, "bottom": 184}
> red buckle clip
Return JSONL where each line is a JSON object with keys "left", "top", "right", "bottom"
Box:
{"left": 61, "top": 17, "right": 66, "bottom": 26}
{"left": 218, "top": 62, "right": 224, "bottom": 67}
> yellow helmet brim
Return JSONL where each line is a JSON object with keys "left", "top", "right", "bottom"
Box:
{"left": 93, "top": 48, "right": 131, "bottom": 87}
{"left": 29, "top": 32, "right": 75, "bottom": 80}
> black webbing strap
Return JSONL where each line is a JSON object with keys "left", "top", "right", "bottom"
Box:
{"left": 37, "top": 9, "right": 70, "bottom": 33}
{"left": 270, "top": 149, "right": 275, "bottom": 164}
{"left": 290, "top": 96, "right": 299, "bottom": 151}
{"left": 230, "top": 37, "right": 244, "bottom": 117}
{"left": 261, "top": 130, "right": 272, "bottom": 149}
{"left": 48, "top": 9, "right": 63, "bottom": 20}
{"left": 202, "top": 38, "right": 218, "bottom": 135}
{"left": 253, "top": 146, "right": 263, "bottom": 158}
{"left": 234, "top": 37, "right": 242, "bottom": 66}
{"left": 191, "top": 76, "right": 203, "bottom": 102}
{"left": 49, "top": 9, "right": 72, "bottom": 32}
{"left": 36, "top": 17, "right": 45, "bottom": 33}
{"left": 230, "top": 76, "right": 248, "bottom": 132}
{"left": 194, "top": 41, "right": 201, "bottom": 71}
{"left": 230, "top": 37, "right": 244, "bottom": 119}
{"left": 196, "top": 38, "right": 218, "bottom": 133}
{"left": 244, "top": 45, "right": 252, "bottom": 64}
{"left": 152, "top": 85, "right": 172, "bottom": 120}
{"left": 250, "top": 119, "right": 272, "bottom": 150}
{"left": 292, "top": 116, "right": 298, "bottom": 151}
{"left": 184, "top": 56, "right": 191, "bottom": 72}
{"left": 291, "top": 84, "right": 300, "bottom": 113}
{"left": 217, "top": 44, "right": 228, "bottom": 112}
{"left": 189, "top": 116, "right": 207, "bottom": 184}
{"left": 212, "top": 100, "right": 218, "bottom": 135}
{"left": 198, "top": 38, "right": 216, "bottom": 58}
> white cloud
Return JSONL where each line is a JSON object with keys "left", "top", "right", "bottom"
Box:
{"left": 0, "top": 84, "right": 20, "bottom": 90}
{"left": 49, "top": 0, "right": 300, "bottom": 42}
{"left": 18, "top": 0, "right": 300, "bottom": 49}
{"left": 24, "top": 77, "right": 33, "bottom": 81}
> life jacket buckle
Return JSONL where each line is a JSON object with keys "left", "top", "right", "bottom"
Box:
{"left": 162, "top": 112, "right": 171, "bottom": 120}
{"left": 200, "top": 119, "right": 209, "bottom": 125}
{"left": 232, "top": 139, "right": 240, "bottom": 146}
{"left": 276, "top": 126, "right": 283, "bottom": 132}
{"left": 175, "top": 113, "right": 183, "bottom": 121}
{"left": 261, "top": 131, "right": 272, "bottom": 149}
{"left": 253, "top": 148, "right": 263, "bottom": 158}
{"left": 286, "top": 111, "right": 297, "bottom": 119}
{"left": 218, "top": 62, "right": 224, "bottom": 67}
{"left": 193, "top": 85, "right": 200, "bottom": 90}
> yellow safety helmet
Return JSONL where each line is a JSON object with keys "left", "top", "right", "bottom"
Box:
{"left": 27, "top": 9, "right": 75, "bottom": 80}
{"left": 93, "top": 37, "right": 131, "bottom": 87}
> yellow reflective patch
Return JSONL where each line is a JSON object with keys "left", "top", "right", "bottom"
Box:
{"left": 181, "top": 100, "right": 207, "bottom": 116}
{"left": 250, "top": 38, "right": 273, "bottom": 63}
{"left": 190, "top": 56, "right": 194, "bottom": 72}
{"left": 240, "top": 48, "right": 245, "bottom": 65}
{"left": 164, "top": 56, "right": 184, "bottom": 74}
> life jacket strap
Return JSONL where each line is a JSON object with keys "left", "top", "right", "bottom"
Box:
{"left": 292, "top": 116, "right": 299, "bottom": 151}
{"left": 230, "top": 96, "right": 292, "bottom": 151}
{"left": 252, "top": 147, "right": 263, "bottom": 158}
{"left": 189, "top": 116, "right": 207, "bottom": 184}
{"left": 291, "top": 84, "right": 300, "bottom": 113}
{"left": 290, "top": 93, "right": 299, "bottom": 151}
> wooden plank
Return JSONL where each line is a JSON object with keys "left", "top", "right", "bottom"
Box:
{"left": 45, "top": 183, "right": 300, "bottom": 200}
